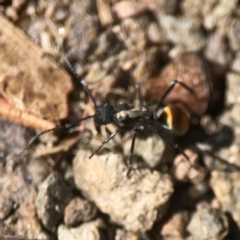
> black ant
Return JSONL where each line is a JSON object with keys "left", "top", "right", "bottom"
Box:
{"left": 28, "top": 59, "right": 194, "bottom": 174}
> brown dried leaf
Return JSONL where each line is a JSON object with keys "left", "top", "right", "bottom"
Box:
{"left": 0, "top": 14, "right": 73, "bottom": 122}
{"left": 141, "top": 53, "right": 210, "bottom": 117}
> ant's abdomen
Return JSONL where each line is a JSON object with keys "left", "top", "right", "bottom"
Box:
{"left": 158, "top": 104, "right": 190, "bottom": 136}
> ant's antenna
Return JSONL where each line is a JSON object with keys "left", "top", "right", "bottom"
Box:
{"left": 64, "top": 58, "right": 98, "bottom": 108}
{"left": 27, "top": 115, "right": 95, "bottom": 148}
{"left": 27, "top": 57, "right": 101, "bottom": 148}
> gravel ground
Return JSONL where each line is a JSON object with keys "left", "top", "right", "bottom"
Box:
{"left": 0, "top": 0, "right": 240, "bottom": 240}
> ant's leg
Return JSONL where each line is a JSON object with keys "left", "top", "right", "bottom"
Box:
{"left": 127, "top": 126, "right": 144, "bottom": 177}
{"left": 89, "top": 127, "right": 122, "bottom": 158}
{"left": 165, "top": 140, "right": 189, "bottom": 160}
{"left": 127, "top": 129, "right": 137, "bottom": 166}
{"left": 64, "top": 57, "right": 97, "bottom": 108}
{"left": 155, "top": 80, "right": 194, "bottom": 112}
{"left": 135, "top": 84, "right": 143, "bottom": 108}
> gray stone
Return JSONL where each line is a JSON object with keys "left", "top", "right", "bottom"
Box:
{"left": 73, "top": 150, "right": 173, "bottom": 232}
{"left": 35, "top": 172, "right": 72, "bottom": 232}
{"left": 187, "top": 206, "right": 228, "bottom": 240}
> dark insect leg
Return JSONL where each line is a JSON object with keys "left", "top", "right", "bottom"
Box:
{"left": 89, "top": 127, "right": 122, "bottom": 158}
{"left": 134, "top": 84, "right": 143, "bottom": 108}
{"left": 165, "top": 139, "right": 189, "bottom": 160}
{"left": 126, "top": 128, "right": 137, "bottom": 177}
{"left": 127, "top": 125, "right": 145, "bottom": 177}
{"left": 128, "top": 129, "right": 137, "bottom": 165}
{"left": 154, "top": 79, "right": 194, "bottom": 113}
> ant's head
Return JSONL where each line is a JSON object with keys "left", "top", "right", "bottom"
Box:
{"left": 94, "top": 103, "right": 115, "bottom": 125}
